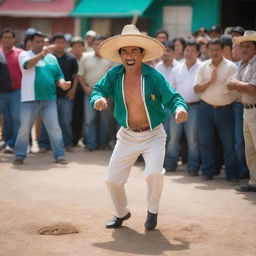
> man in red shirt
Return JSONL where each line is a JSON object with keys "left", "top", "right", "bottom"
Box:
{"left": 0, "top": 28, "right": 23, "bottom": 153}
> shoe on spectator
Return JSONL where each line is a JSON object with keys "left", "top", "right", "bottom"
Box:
{"left": 235, "top": 184, "right": 256, "bottom": 192}
{"left": 39, "top": 148, "right": 47, "bottom": 153}
{"left": 2, "top": 145, "right": 14, "bottom": 154}
{"left": 165, "top": 167, "right": 176, "bottom": 172}
{"left": 84, "top": 147, "right": 94, "bottom": 152}
{"left": 239, "top": 173, "right": 249, "bottom": 179}
{"left": 188, "top": 170, "right": 199, "bottom": 176}
{"left": 227, "top": 178, "right": 240, "bottom": 186}
{"left": 65, "top": 146, "right": 75, "bottom": 152}
{"left": 56, "top": 158, "right": 67, "bottom": 165}
{"left": 201, "top": 175, "right": 213, "bottom": 180}
{"left": 13, "top": 158, "right": 24, "bottom": 165}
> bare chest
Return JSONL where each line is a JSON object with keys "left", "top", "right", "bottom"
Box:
{"left": 124, "top": 78, "right": 144, "bottom": 106}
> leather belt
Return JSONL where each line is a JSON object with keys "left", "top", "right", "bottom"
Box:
{"left": 243, "top": 103, "right": 256, "bottom": 109}
{"left": 128, "top": 126, "right": 150, "bottom": 132}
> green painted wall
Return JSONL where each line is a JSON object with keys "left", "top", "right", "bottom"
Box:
{"left": 192, "top": 0, "right": 220, "bottom": 32}
{"left": 144, "top": 0, "right": 220, "bottom": 36}
{"left": 80, "top": 18, "right": 90, "bottom": 37}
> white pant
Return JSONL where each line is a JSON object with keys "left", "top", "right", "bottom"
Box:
{"left": 244, "top": 108, "right": 256, "bottom": 186}
{"left": 106, "top": 124, "right": 167, "bottom": 218}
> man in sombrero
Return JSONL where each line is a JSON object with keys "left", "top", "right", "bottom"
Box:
{"left": 227, "top": 30, "right": 256, "bottom": 192}
{"left": 90, "top": 25, "right": 188, "bottom": 230}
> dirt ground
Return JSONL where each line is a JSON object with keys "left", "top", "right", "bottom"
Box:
{"left": 0, "top": 147, "right": 255, "bottom": 256}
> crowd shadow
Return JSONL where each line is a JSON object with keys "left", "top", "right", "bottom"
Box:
{"left": 165, "top": 167, "right": 255, "bottom": 205}
{"left": 92, "top": 227, "right": 189, "bottom": 255}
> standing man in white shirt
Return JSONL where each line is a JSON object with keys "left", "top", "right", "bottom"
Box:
{"left": 194, "top": 38, "right": 240, "bottom": 182}
{"left": 155, "top": 41, "right": 178, "bottom": 140}
{"left": 165, "top": 41, "right": 201, "bottom": 175}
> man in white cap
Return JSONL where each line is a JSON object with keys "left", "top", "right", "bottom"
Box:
{"left": 90, "top": 24, "right": 188, "bottom": 230}
{"left": 227, "top": 31, "right": 256, "bottom": 192}
{"left": 84, "top": 30, "right": 96, "bottom": 52}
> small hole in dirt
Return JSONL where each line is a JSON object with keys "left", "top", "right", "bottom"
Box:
{"left": 37, "top": 222, "right": 79, "bottom": 235}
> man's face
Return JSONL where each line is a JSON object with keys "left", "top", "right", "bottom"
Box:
{"left": 93, "top": 39, "right": 104, "bottom": 56}
{"left": 1, "top": 32, "right": 15, "bottom": 49}
{"left": 232, "top": 42, "right": 241, "bottom": 62}
{"left": 162, "top": 47, "right": 174, "bottom": 62}
{"left": 71, "top": 42, "right": 84, "bottom": 56}
{"left": 53, "top": 38, "right": 66, "bottom": 53}
{"left": 240, "top": 41, "right": 256, "bottom": 62}
{"left": 184, "top": 45, "right": 199, "bottom": 64}
{"left": 86, "top": 35, "right": 94, "bottom": 46}
{"left": 209, "top": 31, "right": 221, "bottom": 39}
{"left": 120, "top": 46, "right": 145, "bottom": 71}
{"left": 156, "top": 33, "right": 167, "bottom": 44}
{"left": 31, "top": 36, "right": 44, "bottom": 53}
{"left": 208, "top": 43, "right": 223, "bottom": 62}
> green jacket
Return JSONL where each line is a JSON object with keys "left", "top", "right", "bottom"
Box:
{"left": 90, "top": 63, "right": 188, "bottom": 130}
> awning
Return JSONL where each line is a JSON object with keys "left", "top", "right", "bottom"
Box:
{"left": 0, "top": 0, "right": 75, "bottom": 18}
{"left": 70, "top": 0, "right": 153, "bottom": 18}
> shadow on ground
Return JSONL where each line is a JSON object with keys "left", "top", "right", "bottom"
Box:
{"left": 92, "top": 227, "right": 189, "bottom": 255}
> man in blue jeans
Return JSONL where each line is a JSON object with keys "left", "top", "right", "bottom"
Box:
{"left": 194, "top": 38, "right": 240, "bottom": 183}
{"left": 165, "top": 40, "right": 201, "bottom": 175}
{"left": 13, "top": 32, "right": 71, "bottom": 165}
{"left": 78, "top": 36, "right": 114, "bottom": 151}
{"left": 38, "top": 34, "right": 78, "bottom": 152}
{"left": 0, "top": 28, "right": 23, "bottom": 153}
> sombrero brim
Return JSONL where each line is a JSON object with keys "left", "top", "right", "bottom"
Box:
{"left": 234, "top": 35, "right": 256, "bottom": 44}
{"left": 99, "top": 34, "right": 165, "bottom": 63}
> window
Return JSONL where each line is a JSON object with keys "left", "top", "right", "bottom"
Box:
{"left": 163, "top": 6, "right": 192, "bottom": 39}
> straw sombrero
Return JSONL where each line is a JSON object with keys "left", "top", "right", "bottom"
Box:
{"left": 234, "top": 30, "right": 256, "bottom": 44}
{"left": 99, "top": 24, "right": 165, "bottom": 63}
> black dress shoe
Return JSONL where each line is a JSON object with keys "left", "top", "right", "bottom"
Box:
{"left": 201, "top": 175, "right": 213, "bottom": 180}
{"left": 144, "top": 211, "right": 158, "bottom": 231}
{"left": 106, "top": 212, "right": 131, "bottom": 229}
{"left": 188, "top": 170, "right": 199, "bottom": 176}
{"left": 165, "top": 167, "right": 176, "bottom": 172}
{"left": 235, "top": 184, "right": 256, "bottom": 192}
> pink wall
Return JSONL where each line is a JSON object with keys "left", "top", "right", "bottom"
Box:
{"left": 52, "top": 18, "right": 74, "bottom": 35}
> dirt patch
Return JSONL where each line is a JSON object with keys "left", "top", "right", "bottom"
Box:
{"left": 172, "top": 224, "right": 208, "bottom": 243}
{"left": 37, "top": 222, "right": 79, "bottom": 235}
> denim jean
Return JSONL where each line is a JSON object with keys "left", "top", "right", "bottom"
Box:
{"left": 83, "top": 94, "right": 111, "bottom": 149}
{"left": 165, "top": 103, "right": 200, "bottom": 171}
{"left": 15, "top": 100, "right": 65, "bottom": 160}
{"left": 198, "top": 101, "right": 239, "bottom": 180}
{"left": 233, "top": 102, "right": 249, "bottom": 175}
{"left": 38, "top": 98, "right": 74, "bottom": 148}
{"left": 0, "top": 89, "right": 21, "bottom": 148}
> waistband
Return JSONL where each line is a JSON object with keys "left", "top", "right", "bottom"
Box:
{"left": 126, "top": 126, "right": 150, "bottom": 132}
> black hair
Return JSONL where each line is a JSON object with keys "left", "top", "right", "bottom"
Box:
{"left": 172, "top": 37, "right": 186, "bottom": 50}
{"left": 0, "top": 27, "right": 15, "bottom": 38}
{"left": 155, "top": 29, "right": 169, "bottom": 40}
{"left": 51, "top": 33, "right": 66, "bottom": 42}
{"left": 207, "top": 38, "right": 224, "bottom": 49}
{"left": 220, "top": 34, "right": 233, "bottom": 48}
{"left": 31, "top": 31, "right": 45, "bottom": 41}
{"left": 185, "top": 40, "right": 200, "bottom": 52}
{"left": 163, "top": 41, "right": 174, "bottom": 50}
{"left": 118, "top": 47, "right": 145, "bottom": 55}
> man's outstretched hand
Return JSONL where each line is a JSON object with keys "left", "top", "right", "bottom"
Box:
{"left": 94, "top": 97, "right": 108, "bottom": 111}
{"left": 175, "top": 107, "right": 188, "bottom": 123}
